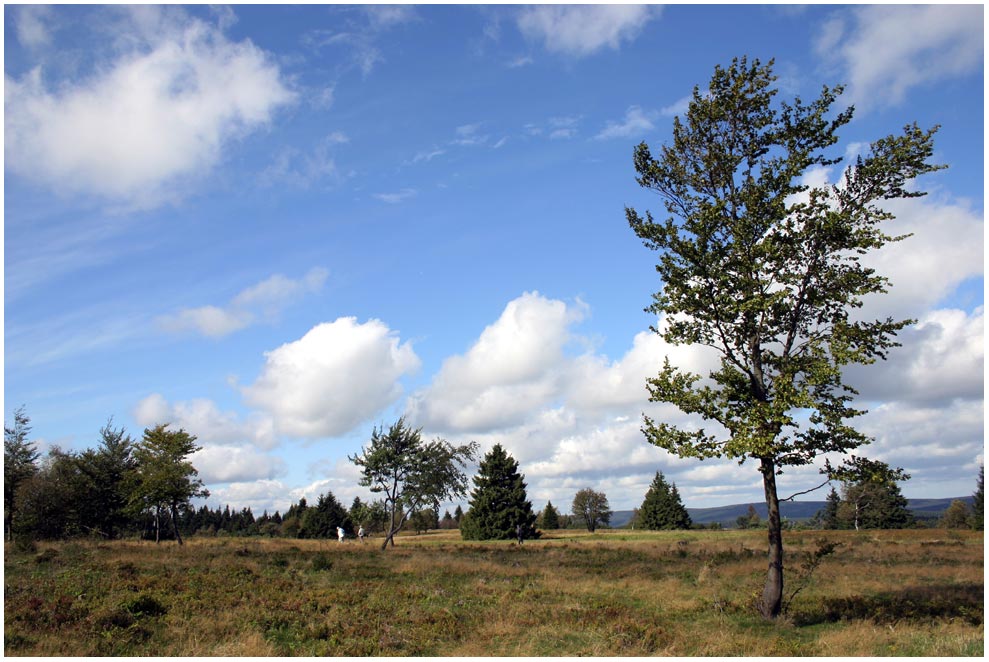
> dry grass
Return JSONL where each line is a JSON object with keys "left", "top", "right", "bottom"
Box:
{"left": 4, "top": 528, "right": 983, "bottom": 656}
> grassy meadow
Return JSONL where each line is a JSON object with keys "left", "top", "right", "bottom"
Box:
{"left": 4, "top": 528, "right": 983, "bottom": 656}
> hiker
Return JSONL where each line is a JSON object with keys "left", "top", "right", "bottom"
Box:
{"left": 337, "top": 526, "right": 345, "bottom": 543}
{"left": 516, "top": 523, "right": 523, "bottom": 545}
{"left": 358, "top": 526, "right": 366, "bottom": 543}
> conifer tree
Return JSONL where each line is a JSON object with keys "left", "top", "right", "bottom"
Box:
{"left": 541, "top": 501, "right": 560, "bottom": 530}
{"left": 638, "top": 471, "right": 691, "bottom": 530}
{"left": 460, "top": 444, "right": 538, "bottom": 541}
{"left": 5, "top": 406, "right": 39, "bottom": 541}
{"left": 816, "top": 486, "right": 842, "bottom": 529}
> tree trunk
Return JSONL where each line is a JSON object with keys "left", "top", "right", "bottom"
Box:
{"left": 760, "top": 457, "right": 784, "bottom": 619}
{"left": 154, "top": 506, "right": 161, "bottom": 544}
{"left": 171, "top": 504, "right": 184, "bottom": 546}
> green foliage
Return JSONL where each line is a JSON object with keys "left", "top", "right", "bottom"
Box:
{"left": 625, "top": 56, "right": 941, "bottom": 617}
{"left": 540, "top": 501, "right": 561, "bottom": 530}
{"left": 298, "top": 492, "right": 351, "bottom": 539}
{"left": 350, "top": 418, "right": 478, "bottom": 549}
{"left": 73, "top": 419, "right": 137, "bottom": 539}
{"left": 129, "top": 424, "right": 209, "bottom": 544}
{"left": 461, "top": 444, "right": 538, "bottom": 541}
{"left": 638, "top": 472, "right": 691, "bottom": 530}
{"left": 735, "top": 504, "right": 763, "bottom": 530}
{"left": 350, "top": 498, "right": 389, "bottom": 533}
{"left": 814, "top": 487, "right": 842, "bottom": 529}
{"left": 571, "top": 488, "right": 612, "bottom": 532}
{"left": 5, "top": 406, "right": 40, "bottom": 540}
{"left": 829, "top": 456, "right": 913, "bottom": 530}
{"left": 940, "top": 500, "right": 971, "bottom": 529}
{"left": 410, "top": 506, "right": 439, "bottom": 534}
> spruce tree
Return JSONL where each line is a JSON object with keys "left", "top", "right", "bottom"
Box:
{"left": 541, "top": 501, "right": 560, "bottom": 530}
{"left": 460, "top": 444, "right": 538, "bottom": 541}
{"left": 816, "top": 486, "right": 842, "bottom": 529}
{"left": 638, "top": 471, "right": 691, "bottom": 530}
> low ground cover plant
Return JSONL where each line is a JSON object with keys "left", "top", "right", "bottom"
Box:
{"left": 4, "top": 528, "right": 983, "bottom": 656}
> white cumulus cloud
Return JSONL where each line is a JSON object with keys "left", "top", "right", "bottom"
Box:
{"left": 4, "top": 9, "right": 295, "bottom": 208}
{"left": 516, "top": 5, "right": 661, "bottom": 57}
{"left": 407, "top": 292, "right": 586, "bottom": 433}
{"left": 133, "top": 393, "right": 278, "bottom": 450}
{"left": 595, "top": 105, "right": 658, "bottom": 140}
{"left": 157, "top": 267, "right": 328, "bottom": 338}
{"left": 815, "top": 5, "right": 983, "bottom": 111}
{"left": 242, "top": 318, "right": 420, "bottom": 438}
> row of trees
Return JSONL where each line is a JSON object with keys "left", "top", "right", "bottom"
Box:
{"left": 4, "top": 407, "right": 207, "bottom": 544}
{"left": 7, "top": 407, "right": 981, "bottom": 546}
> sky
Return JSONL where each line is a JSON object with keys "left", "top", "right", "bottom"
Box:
{"left": 3, "top": 3, "right": 984, "bottom": 518}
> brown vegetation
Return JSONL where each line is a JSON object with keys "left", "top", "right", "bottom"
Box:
{"left": 4, "top": 528, "right": 983, "bottom": 656}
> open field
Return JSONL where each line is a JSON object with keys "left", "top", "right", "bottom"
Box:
{"left": 4, "top": 528, "right": 983, "bottom": 656}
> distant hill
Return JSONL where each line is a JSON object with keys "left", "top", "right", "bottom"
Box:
{"left": 609, "top": 496, "right": 975, "bottom": 528}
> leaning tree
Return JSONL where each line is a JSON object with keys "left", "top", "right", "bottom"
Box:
{"left": 349, "top": 418, "right": 478, "bottom": 550}
{"left": 625, "top": 56, "right": 941, "bottom": 618}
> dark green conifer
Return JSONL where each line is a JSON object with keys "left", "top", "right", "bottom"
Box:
{"left": 541, "top": 501, "right": 560, "bottom": 530}
{"left": 460, "top": 444, "right": 538, "bottom": 541}
{"left": 638, "top": 471, "right": 691, "bottom": 530}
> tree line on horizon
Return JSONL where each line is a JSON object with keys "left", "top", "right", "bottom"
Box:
{"left": 6, "top": 407, "right": 982, "bottom": 545}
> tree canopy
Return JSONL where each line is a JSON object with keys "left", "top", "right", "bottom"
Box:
{"left": 571, "top": 488, "right": 611, "bottom": 532}
{"left": 460, "top": 444, "right": 538, "bottom": 541}
{"left": 350, "top": 418, "right": 478, "bottom": 550}
{"left": 637, "top": 471, "right": 692, "bottom": 530}
{"left": 129, "top": 424, "right": 209, "bottom": 545}
{"left": 625, "top": 56, "right": 941, "bottom": 618}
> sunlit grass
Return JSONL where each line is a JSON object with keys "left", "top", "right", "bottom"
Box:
{"left": 4, "top": 528, "right": 983, "bottom": 656}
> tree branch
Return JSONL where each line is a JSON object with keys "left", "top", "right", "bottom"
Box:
{"left": 780, "top": 479, "right": 831, "bottom": 502}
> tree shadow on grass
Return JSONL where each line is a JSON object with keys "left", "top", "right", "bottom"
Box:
{"left": 793, "top": 583, "right": 983, "bottom": 626}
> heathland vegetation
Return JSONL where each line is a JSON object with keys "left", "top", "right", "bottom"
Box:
{"left": 4, "top": 529, "right": 983, "bottom": 656}
{"left": 5, "top": 55, "right": 984, "bottom": 655}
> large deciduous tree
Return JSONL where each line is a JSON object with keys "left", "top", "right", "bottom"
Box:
{"left": 349, "top": 418, "right": 478, "bottom": 550}
{"left": 571, "top": 488, "right": 612, "bottom": 532}
{"left": 129, "top": 424, "right": 209, "bottom": 545}
{"left": 460, "top": 444, "right": 538, "bottom": 541}
{"left": 625, "top": 56, "right": 942, "bottom": 618}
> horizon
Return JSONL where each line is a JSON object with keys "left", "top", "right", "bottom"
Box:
{"left": 4, "top": 4, "right": 984, "bottom": 517}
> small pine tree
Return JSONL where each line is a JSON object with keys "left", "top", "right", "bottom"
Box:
{"left": 460, "top": 444, "right": 538, "bottom": 541}
{"left": 816, "top": 487, "right": 842, "bottom": 529}
{"left": 541, "top": 501, "right": 560, "bottom": 530}
{"left": 453, "top": 505, "right": 464, "bottom": 525}
{"left": 638, "top": 471, "right": 691, "bottom": 530}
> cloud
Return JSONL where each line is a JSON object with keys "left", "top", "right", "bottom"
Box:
{"left": 191, "top": 445, "right": 287, "bottom": 484}
{"left": 258, "top": 133, "right": 347, "bottom": 189}
{"left": 815, "top": 5, "right": 983, "bottom": 110}
{"left": 374, "top": 188, "right": 418, "bottom": 204}
{"left": 242, "top": 317, "right": 420, "bottom": 438}
{"left": 595, "top": 105, "right": 658, "bottom": 140}
{"left": 14, "top": 5, "right": 55, "bottom": 49}
{"left": 407, "top": 292, "right": 587, "bottom": 433}
{"left": 157, "top": 267, "right": 329, "bottom": 338}
{"left": 133, "top": 393, "right": 278, "bottom": 450}
{"left": 4, "top": 8, "right": 295, "bottom": 208}
{"left": 846, "top": 307, "right": 984, "bottom": 406}
{"left": 516, "top": 5, "right": 662, "bottom": 57}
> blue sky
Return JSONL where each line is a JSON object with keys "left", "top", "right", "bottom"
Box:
{"left": 4, "top": 4, "right": 984, "bottom": 516}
